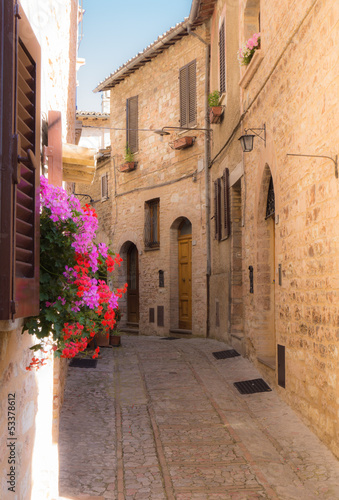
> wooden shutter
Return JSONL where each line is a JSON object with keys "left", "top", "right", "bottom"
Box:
{"left": 219, "top": 21, "right": 226, "bottom": 94}
{"left": 0, "top": 1, "right": 40, "bottom": 320}
{"left": 214, "top": 179, "right": 221, "bottom": 241}
{"left": 157, "top": 306, "right": 164, "bottom": 327}
{"left": 127, "top": 95, "right": 138, "bottom": 153}
{"left": 223, "top": 168, "right": 230, "bottom": 238}
{"left": 179, "top": 60, "right": 196, "bottom": 128}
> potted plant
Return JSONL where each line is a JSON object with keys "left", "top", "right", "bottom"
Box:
{"left": 208, "top": 90, "right": 223, "bottom": 124}
{"left": 237, "top": 32, "right": 261, "bottom": 66}
{"left": 120, "top": 144, "right": 137, "bottom": 172}
{"left": 109, "top": 307, "right": 122, "bottom": 346}
{"left": 171, "top": 136, "right": 194, "bottom": 150}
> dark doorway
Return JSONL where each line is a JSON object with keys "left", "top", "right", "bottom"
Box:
{"left": 127, "top": 244, "right": 139, "bottom": 324}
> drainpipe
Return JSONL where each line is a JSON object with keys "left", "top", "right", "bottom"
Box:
{"left": 187, "top": 24, "right": 211, "bottom": 338}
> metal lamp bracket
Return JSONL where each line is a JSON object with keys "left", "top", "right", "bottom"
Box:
{"left": 245, "top": 124, "right": 266, "bottom": 147}
{"left": 286, "top": 153, "right": 338, "bottom": 178}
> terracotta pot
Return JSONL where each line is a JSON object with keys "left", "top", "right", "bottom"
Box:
{"left": 209, "top": 106, "right": 223, "bottom": 124}
{"left": 95, "top": 331, "right": 110, "bottom": 346}
{"left": 120, "top": 162, "right": 136, "bottom": 172}
{"left": 172, "top": 136, "right": 194, "bottom": 150}
{"left": 109, "top": 335, "right": 121, "bottom": 347}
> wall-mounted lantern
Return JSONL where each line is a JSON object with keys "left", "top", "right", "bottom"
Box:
{"left": 239, "top": 124, "right": 266, "bottom": 152}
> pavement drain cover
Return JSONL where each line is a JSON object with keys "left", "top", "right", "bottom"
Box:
{"left": 160, "top": 337, "right": 181, "bottom": 340}
{"left": 212, "top": 349, "right": 240, "bottom": 359}
{"left": 234, "top": 378, "right": 272, "bottom": 394}
{"left": 69, "top": 358, "right": 98, "bottom": 368}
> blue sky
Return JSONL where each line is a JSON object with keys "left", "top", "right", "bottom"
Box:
{"left": 77, "top": 0, "right": 192, "bottom": 112}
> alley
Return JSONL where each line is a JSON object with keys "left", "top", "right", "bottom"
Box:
{"left": 58, "top": 336, "right": 339, "bottom": 500}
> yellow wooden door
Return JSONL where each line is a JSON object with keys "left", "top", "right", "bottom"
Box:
{"left": 178, "top": 236, "right": 192, "bottom": 329}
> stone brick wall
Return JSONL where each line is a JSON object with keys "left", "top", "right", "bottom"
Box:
{"left": 0, "top": 2, "right": 77, "bottom": 497}
{"left": 209, "top": 0, "right": 243, "bottom": 343}
{"left": 210, "top": 0, "right": 339, "bottom": 457}
{"left": 77, "top": 25, "right": 209, "bottom": 337}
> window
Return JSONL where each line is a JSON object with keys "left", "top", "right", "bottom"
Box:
{"left": 144, "top": 199, "right": 160, "bottom": 249}
{"left": 101, "top": 172, "right": 108, "bottom": 200}
{"left": 179, "top": 60, "right": 196, "bottom": 128}
{"left": 214, "top": 168, "right": 230, "bottom": 241}
{"left": 219, "top": 20, "right": 226, "bottom": 94}
{"left": 0, "top": 1, "right": 41, "bottom": 320}
{"left": 126, "top": 95, "right": 138, "bottom": 153}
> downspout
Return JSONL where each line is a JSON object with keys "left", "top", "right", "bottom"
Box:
{"left": 187, "top": 23, "right": 211, "bottom": 338}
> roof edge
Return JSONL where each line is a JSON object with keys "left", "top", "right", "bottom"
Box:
{"left": 93, "top": 20, "right": 189, "bottom": 93}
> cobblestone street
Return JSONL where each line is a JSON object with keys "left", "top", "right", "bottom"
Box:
{"left": 58, "top": 336, "right": 339, "bottom": 500}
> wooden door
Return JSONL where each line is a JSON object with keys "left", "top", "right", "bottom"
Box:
{"left": 127, "top": 245, "right": 139, "bottom": 324}
{"left": 178, "top": 236, "right": 192, "bottom": 329}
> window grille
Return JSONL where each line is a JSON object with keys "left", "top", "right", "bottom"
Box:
{"left": 265, "top": 176, "right": 275, "bottom": 219}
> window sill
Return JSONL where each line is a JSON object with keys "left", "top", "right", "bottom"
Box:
{"left": 0, "top": 318, "right": 24, "bottom": 332}
{"left": 239, "top": 49, "right": 264, "bottom": 89}
{"left": 144, "top": 246, "right": 160, "bottom": 252}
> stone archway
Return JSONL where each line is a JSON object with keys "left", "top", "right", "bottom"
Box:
{"left": 116, "top": 240, "right": 139, "bottom": 328}
{"left": 256, "top": 164, "right": 276, "bottom": 368}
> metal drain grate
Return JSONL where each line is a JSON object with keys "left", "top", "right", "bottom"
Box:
{"left": 160, "top": 337, "right": 180, "bottom": 341}
{"left": 234, "top": 378, "right": 272, "bottom": 394}
{"left": 212, "top": 349, "right": 240, "bottom": 360}
{"left": 69, "top": 358, "right": 98, "bottom": 368}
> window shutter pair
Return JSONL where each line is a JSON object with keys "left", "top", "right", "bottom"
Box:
{"left": 179, "top": 60, "right": 196, "bottom": 128}
{"left": 101, "top": 173, "right": 108, "bottom": 200}
{"left": 0, "top": 1, "right": 40, "bottom": 320}
{"left": 219, "top": 21, "right": 226, "bottom": 94}
{"left": 214, "top": 168, "right": 230, "bottom": 241}
{"left": 126, "top": 95, "right": 138, "bottom": 153}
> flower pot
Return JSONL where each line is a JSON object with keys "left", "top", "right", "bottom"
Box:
{"left": 120, "top": 162, "right": 136, "bottom": 172}
{"left": 171, "top": 136, "right": 194, "bottom": 150}
{"left": 95, "top": 331, "right": 110, "bottom": 346}
{"left": 109, "top": 335, "right": 121, "bottom": 347}
{"left": 209, "top": 106, "right": 224, "bottom": 124}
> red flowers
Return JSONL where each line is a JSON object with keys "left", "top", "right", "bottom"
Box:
{"left": 92, "top": 347, "right": 100, "bottom": 359}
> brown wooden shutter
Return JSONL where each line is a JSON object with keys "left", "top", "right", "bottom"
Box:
{"left": 0, "top": 1, "right": 40, "bottom": 320}
{"left": 188, "top": 60, "right": 196, "bottom": 127}
{"left": 179, "top": 60, "right": 196, "bottom": 128}
{"left": 223, "top": 168, "right": 230, "bottom": 238}
{"left": 219, "top": 21, "right": 226, "bottom": 94}
{"left": 157, "top": 306, "right": 164, "bottom": 327}
{"left": 127, "top": 95, "right": 138, "bottom": 153}
{"left": 214, "top": 179, "right": 221, "bottom": 241}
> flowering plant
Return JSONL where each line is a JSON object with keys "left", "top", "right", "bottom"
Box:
{"left": 23, "top": 176, "right": 127, "bottom": 369}
{"left": 237, "top": 33, "right": 261, "bottom": 66}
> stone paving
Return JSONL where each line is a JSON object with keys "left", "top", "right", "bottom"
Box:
{"left": 58, "top": 336, "right": 339, "bottom": 500}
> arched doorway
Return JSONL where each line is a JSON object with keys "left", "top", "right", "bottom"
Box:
{"left": 256, "top": 165, "right": 276, "bottom": 367}
{"left": 127, "top": 244, "right": 139, "bottom": 324}
{"left": 178, "top": 218, "right": 192, "bottom": 329}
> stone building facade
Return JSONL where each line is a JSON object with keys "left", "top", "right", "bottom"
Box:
{"left": 78, "top": 19, "right": 212, "bottom": 338}
{"left": 208, "top": 0, "right": 339, "bottom": 458}
{"left": 0, "top": 1, "right": 78, "bottom": 498}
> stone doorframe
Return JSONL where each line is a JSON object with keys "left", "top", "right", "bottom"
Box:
{"left": 255, "top": 163, "right": 277, "bottom": 369}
